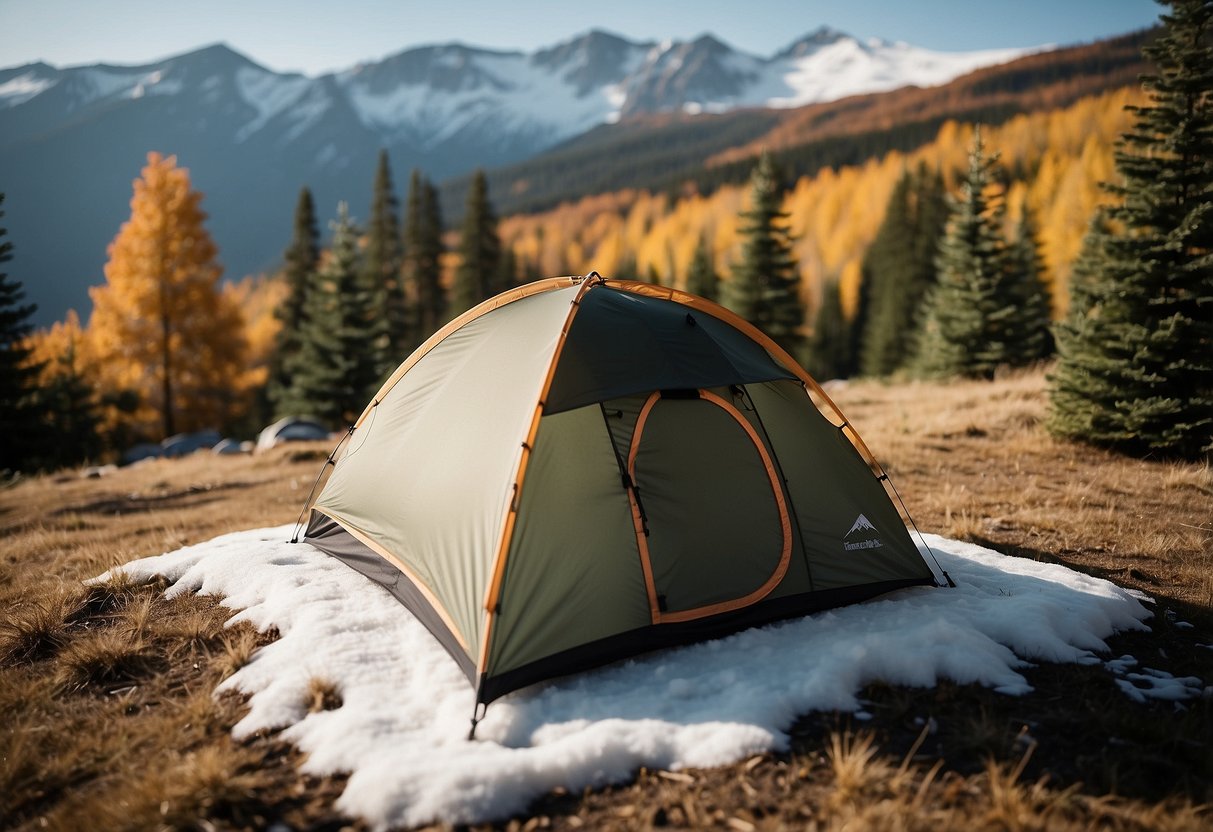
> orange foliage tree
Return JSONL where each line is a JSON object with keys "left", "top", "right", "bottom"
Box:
{"left": 89, "top": 152, "right": 249, "bottom": 440}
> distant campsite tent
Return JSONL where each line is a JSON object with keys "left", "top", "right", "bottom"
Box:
{"left": 303, "top": 274, "right": 943, "bottom": 713}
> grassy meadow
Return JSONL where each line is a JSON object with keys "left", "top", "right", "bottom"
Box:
{"left": 1, "top": 368, "right": 1210, "bottom": 830}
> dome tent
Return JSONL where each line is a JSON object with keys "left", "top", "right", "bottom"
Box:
{"left": 301, "top": 274, "right": 945, "bottom": 725}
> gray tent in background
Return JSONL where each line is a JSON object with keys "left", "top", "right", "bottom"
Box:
{"left": 303, "top": 274, "right": 943, "bottom": 720}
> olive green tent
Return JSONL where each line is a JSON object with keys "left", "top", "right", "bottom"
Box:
{"left": 303, "top": 274, "right": 944, "bottom": 716}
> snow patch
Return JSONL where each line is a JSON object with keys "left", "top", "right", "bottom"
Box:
{"left": 765, "top": 39, "right": 1035, "bottom": 109}
{"left": 0, "top": 72, "right": 58, "bottom": 107}
{"left": 340, "top": 49, "right": 618, "bottom": 150}
{"left": 96, "top": 528, "right": 1173, "bottom": 829}
{"left": 234, "top": 67, "right": 312, "bottom": 142}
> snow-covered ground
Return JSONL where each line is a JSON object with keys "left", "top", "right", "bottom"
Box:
{"left": 99, "top": 527, "right": 1206, "bottom": 829}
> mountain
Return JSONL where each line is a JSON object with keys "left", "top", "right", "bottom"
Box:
{"left": 464, "top": 29, "right": 1151, "bottom": 220}
{"left": 0, "top": 29, "right": 1037, "bottom": 324}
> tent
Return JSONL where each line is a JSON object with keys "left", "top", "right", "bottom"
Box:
{"left": 302, "top": 274, "right": 945, "bottom": 721}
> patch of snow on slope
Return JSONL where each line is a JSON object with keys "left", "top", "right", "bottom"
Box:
{"left": 234, "top": 67, "right": 312, "bottom": 142}
{"left": 74, "top": 67, "right": 145, "bottom": 103}
{"left": 99, "top": 529, "right": 1169, "bottom": 829}
{"left": 767, "top": 39, "right": 1035, "bottom": 108}
{"left": 343, "top": 51, "right": 617, "bottom": 150}
{"left": 0, "top": 72, "right": 58, "bottom": 107}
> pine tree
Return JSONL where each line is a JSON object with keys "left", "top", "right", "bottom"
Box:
{"left": 805, "top": 280, "right": 852, "bottom": 381}
{"left": 912, "top": 130, "right": 1023, "bottom": 379}
{"left": 1050, "top": 0, "right": 1213, "bottom": 458}
{"left": 722, "top": 152, "right": 804, "bottom": 357}
{"left": 364, "top": 150, "right": 407, "bottom": 362}
{"left": 268, "top": 187, "right": 319, "bottom": 410}
{"left": 1009, "top": 206, "right": 1055, "bottom": 363}
{"left": 0, "top": 193, "right": 44, "bottom": 472}
{"left": 278, "top": 204, "right": 379, "bottom": 427}
{"left": 452, "top": 170, "right": 501, "bottom": 315}
{"left": 859, "top": 164, "right": 948, "bottom": 376}
{"left": 89, "top": 153, "right": 248, "bottom": 439}
{"left": 685, "top": 235, "right": 720, "bottom": 301}
{"left": 403, "top": 171, "right": 447, "bottom": 344}
{"left": 498, "top": 244, "right": 519, "bottom": 291}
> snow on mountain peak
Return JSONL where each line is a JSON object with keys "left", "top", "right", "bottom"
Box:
{"left": 0, "top": 28, "right": 1039, "bottom": 163}
{"left": 0, "top": 68, "right": 59, "bottom": 108}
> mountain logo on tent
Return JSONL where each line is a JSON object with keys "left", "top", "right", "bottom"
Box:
{"left": 844, "top": 514, "right": 883, "bottom": 551}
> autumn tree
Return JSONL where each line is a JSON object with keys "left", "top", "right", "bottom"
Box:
{"left": 268, "top": 187, "right": 319, "bottom": 410}
{"left": 365, "top": 150, "right": 406, "bottom": 362}
{"left": 0, "top": 193, "right": 44, "bottom": 472}
{"left": 277, "top": 204, "right": 380, "bottom": 427}
{"left": 26, "top": 311, "right": 101, "bottom": 468}
{"left": 859, "top": 164, "right": 948, "bottom": 376}
{"left": 403, "top": 170, "right": 447, "bottom": 344}
{"left": 452, "top": 170, "right": 502, "bottom": 315}
{"left": 685, "top": 235, "right": 720, "bottom": 301}
{"left": 89, "top": 153, "right": 248, "bottom": 439}
{"left": 722, "top": 152, "right": 804, "bottom": 357}
{"left": 1050, "top": 0, "right": 1213, "bottom": 459}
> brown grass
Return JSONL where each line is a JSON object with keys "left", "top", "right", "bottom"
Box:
{"left": 306, "top": 677, "right": 344, "bottom": 713}
{"left": 2, "top": 373, "right": 1212, "bottom": 830}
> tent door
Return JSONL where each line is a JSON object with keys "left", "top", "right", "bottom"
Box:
{"left": 626, "top": 389, "right": 791, "bottom": 624}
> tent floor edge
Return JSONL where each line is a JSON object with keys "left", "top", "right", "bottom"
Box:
{"left": 304, "top": 512, "right": 478, "bottom": 683}
{"left": 478, "top": 577, "right": 934, "bottom": 704}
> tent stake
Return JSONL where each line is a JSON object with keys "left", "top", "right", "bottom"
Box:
{"left": 468, "top": 702, "right": 487, "bottom": 741}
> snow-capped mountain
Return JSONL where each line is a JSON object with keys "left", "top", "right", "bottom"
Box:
{"left": 0, "top": 28, "right": 1035, "bottom": 324}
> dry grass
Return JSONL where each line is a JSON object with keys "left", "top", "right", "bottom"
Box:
{"left": 306, "top": 676, "right": 344, "bottom": 713}
{"left": 2, "top": 373, "right": 1212, "bottom": 830}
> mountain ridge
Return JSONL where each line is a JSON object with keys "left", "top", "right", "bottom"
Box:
{"left": 1, "top": 27, "right": 1042, "bottom": 324}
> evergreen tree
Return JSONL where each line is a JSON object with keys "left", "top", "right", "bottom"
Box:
{"left": 859, "top": 164, "right": 949, "bottom": 376}
{"left": 722, "top": 152, "right": 805, "bottom": 356}
{"left": 1009, "top": 206, "right": 1055, "bottom": 363}
{"left": 1050, "top": 0, "right": 1213, "bottom": 458}
{"left": 452, "top": 170, "right": 501, "bottom": 315}
{"left": 0, "top": 193, "right": 44, "bottom": 473}
{"left": 268, "top": 187, "right": 319, "bottom": 410}
{"left": 403, "top": 171, "right": 447, "bottom": 344}
{"left": 498, "top": 244, "right": 519, "bottom": 290}
{"left": 364, "top": 150, "right": 407, "bottom": 361}
{"left": 278, "top": 204, "right": 379, "bottom": 427}
{"left": 805, "top": 280, "right": 852, "bottom": 380}
{"left": 89, "top": 153, "right": 247, "bottom": 438}
{"left": 911, "top": 130, "right": 1023, "bottom": 379}
{"left": 685, "top": 235, "right": 720, "bottom": 301}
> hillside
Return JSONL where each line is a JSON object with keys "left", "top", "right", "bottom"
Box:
{"left": 462, "top": 29, "right": 1151, "bottom": 219}
{"left": 498, "top": 86, "right": 1141, "bottom": 324}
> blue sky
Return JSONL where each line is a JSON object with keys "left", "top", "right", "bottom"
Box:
{"left": 1, "top": 0, "right": 1162, "bottom": 75}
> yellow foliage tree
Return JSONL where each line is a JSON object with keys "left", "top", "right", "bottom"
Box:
{"left": 497, "top": 86, "right": 1141, "bottom": 325}
{"left": 89, "top": 152, "right": 249, "bottom": 439}
{"left": 24, "top": 310, "right": 103, "bottom": 464}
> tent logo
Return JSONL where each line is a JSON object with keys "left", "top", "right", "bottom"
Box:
{"left": 844, "top": 514, "right": 884, "bottom": 551}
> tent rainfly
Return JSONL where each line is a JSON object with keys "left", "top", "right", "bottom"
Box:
{"left": 301, "top": 274, "right": 948, "bottom": 730}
